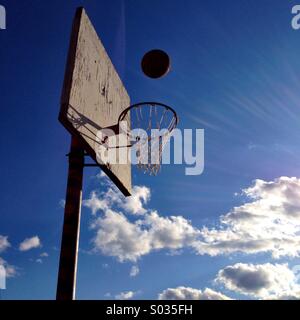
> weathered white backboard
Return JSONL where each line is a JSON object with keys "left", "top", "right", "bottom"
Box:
{"left": 59, "top": 7, "right": 131, "bottom": 196}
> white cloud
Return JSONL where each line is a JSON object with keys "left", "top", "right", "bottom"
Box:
{"left": 0, "top": 235, "right": 10, "bottom": 253}
{"left": 144, "top": 212, "right": 199, "bottom": 250}
{"left": 95, "top": 170, "right": 109, "bottom": 182}
{"left": 36, "top": 259, "right": 43, "bottom": 264}
{"left": 83, "top": 185, "right": 150, "bottom": 216}
{"left": 91, "top": 210, "right": 151, "bottom": 262}
{"left": 40, "top": 252, "right": 48, "bottom": 257}
{"left": 86, "top": 181, "right": 201, "bottom": 261}
{"left": 158, "top": 287, "right": 232, "bottom": 300}
{"left": 194, "top": 177, "right": 300, "bottom": 259}
{"left": 19, "top": 236, "right": 41, "bottom": 251}
{"left": 216, "top": 263, "right": 300, "bottom": 299}
{"left": 115, "top": 291, "right": 137, "bottom": 300}
{"left": 83, "top": 191, "right": 108, "bottom": 215}
{"left": 91, "top": 210, "right": 199, "bottom": 262}
{"left": 130, "top": 265, "right": 139, "bottom": 277}
{"left": 0, "top": 257, "right": 17, "bottom": 278}
{"left": 87, "top": 177, "right": 300, "bottom": 262}
{"left": 122, "top": 186, "right": 150, "bottom": 215}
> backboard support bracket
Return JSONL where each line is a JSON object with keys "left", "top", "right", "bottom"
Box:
{"left": 66, "top": 152, "right": 113, "bottom": 168}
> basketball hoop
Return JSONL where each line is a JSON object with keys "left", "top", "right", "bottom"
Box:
{"left": 118, "top": 102, "right": 179, "bottom": 175}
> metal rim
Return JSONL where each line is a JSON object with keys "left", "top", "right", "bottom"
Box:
{"left": 118, "top": 102, "right": 179, "bottom": 133}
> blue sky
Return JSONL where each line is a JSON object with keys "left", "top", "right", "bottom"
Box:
{"left": 2, "top": 0, "right": 300, "bottom": 300}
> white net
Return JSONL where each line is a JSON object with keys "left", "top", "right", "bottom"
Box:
{"left": 118, "top": 102, "right": 178, "bottom": 175}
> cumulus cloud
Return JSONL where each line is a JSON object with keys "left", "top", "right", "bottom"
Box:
{"left": 130, "top": 265, "right": 139, "bottom": 277}
{"left": 19, "top": 236, "right": 41, "bottom": 251}
{"left": 216, "top": 263, "right": 300, "bottom": 299}
{"left": 122, "top": 186, "right": 150, "bottom": 215}
{"left": 85, "top": 177, "right": 200, "bottom": 261}
{"left": 195, "top": 177, "right": 300, "bottom": 259}
{"left": 92, "top": 210, "right": 151, "bottom": 261}
{"left": 158, "top": 286, "right": 232, "bottom": 300}
{"left": 0, "top": 236, "right": 10, "bottom": 253}
{"left": 115, "top": 291, "right": 137, "bottom": 300}
{"left": 86, "top": 176, "right": 300, "bottom": 262}
{"left": 84, "top": 185, "right": 150, "bottom": 216}
{"left": 83, "top": 191, "right": 108, "bottom": 215}
{"left": 91, "top": 210, "right": 199, "bottom": 262}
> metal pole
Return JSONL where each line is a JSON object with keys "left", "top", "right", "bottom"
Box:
{"left": 56, "top": 137, "right": 84, "bottom": 300}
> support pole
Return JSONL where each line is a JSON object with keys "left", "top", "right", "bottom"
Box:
{"left": 56, "top": 137, "right": 84, "bottom": 300}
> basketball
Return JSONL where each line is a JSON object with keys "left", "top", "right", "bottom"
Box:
{"left": 141, "top": 49, "right": 171, "bottom": 79}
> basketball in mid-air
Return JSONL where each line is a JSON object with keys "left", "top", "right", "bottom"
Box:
{"left": 141, "top": 49, "right": 171, "bottom": 79}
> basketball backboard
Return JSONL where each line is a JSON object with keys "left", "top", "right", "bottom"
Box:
{"left": 59, "top": 7, "right": 131, "bottom": 196}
